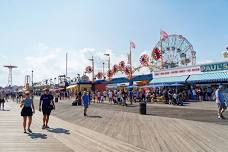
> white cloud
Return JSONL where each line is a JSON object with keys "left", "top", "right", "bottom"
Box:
{"left": 17, "top": 43, "right": 135, "bottom": 84}
{"left": 0, "top": 43, "right": 153, "bottom": 86}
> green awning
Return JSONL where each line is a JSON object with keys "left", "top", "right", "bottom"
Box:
{"left": 150, "top": 75, "right": 189, "bottom": 84}
{"left": 187, "top": 72, "right": 228, "bottom": 83}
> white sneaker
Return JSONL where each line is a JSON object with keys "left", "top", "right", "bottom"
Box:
{"left": 217, "top": 116, "right": 221, "bottom": 119}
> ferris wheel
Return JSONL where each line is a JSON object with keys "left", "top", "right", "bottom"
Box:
{"left": 152, "top": 34, "right": 196, "bottom": 69}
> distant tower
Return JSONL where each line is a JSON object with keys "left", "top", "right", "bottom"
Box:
{"left": 3, "top": 65, "right": 17, "bottom": 87}
{"left": 24, "top": 75, "right": 31, "bottom": 90}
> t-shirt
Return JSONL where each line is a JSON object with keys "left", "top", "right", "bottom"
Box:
{"left": 40, "top": 94, "right": 53, "bottom": 107}
{"left": 97, "top": 92, "right": 101, "bottom": 97}
{"left": 82, "top": 94, "right": 89, "bottom": 106}
{"left": 23, "top": 98, "right": 33, "bottom": 107}
{"left": 215, "top": 89, "right": 225, "bottom": 103}
{"left": 0, "top": 92, "right": 5, "bottom": 99}
{"left": 108, "top": 92, "right": 113, "bottom": 98}
{"left": 192, "top": 90, "right": 196, "bottom": 96}
{"left": 103, "top": 91, "right": 107, "bottom": 96}
{"left": 117, "top": 92, "right": 122, "bottom": 98}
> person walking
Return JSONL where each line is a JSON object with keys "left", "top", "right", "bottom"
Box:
{"left": 82, "top": 91, "right": 89, "bottom": 116}
{"left": 39, "top": 88, "right": 55, "bottom": 129}
{"left": 108, "top": 90, "right": 113, "bottom": 104}
{"left": 20, "top": 91, "right": 35, "bottom": 133}
{"left": 0, "top": 91, "right": 6, "bottom": 110}
{"left": 215, "top": 85, "right": 227, "bottom": 119}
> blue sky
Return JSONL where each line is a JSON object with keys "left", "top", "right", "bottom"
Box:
{"left": 0, "top": 0, "right": 228, "bottom": 86}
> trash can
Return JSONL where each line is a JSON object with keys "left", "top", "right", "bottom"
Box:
{"left": 139, "top": 102, "right": 146, "bottom": 115}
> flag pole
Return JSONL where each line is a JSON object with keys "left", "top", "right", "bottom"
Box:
{"left": 66, "top": 52, "right": 68, "bottom": 76}
{"left": 129, "top": 42, "right": 132, "bottom": 80}
{"left": 160, "top": 30, "right": 164, "bottom": 69}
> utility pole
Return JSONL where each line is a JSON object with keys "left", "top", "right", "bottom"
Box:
{"left": 66, "top": 52, "right": 68, "bottom": 77}
{"left": 31, "top": 70, "right": 34, "bottom": 98}
{"left": 102, "top": 62, "right": 105, "bottom": 80}
{"left": 104, "top": 53, "right": 111, "bottom": 80}
{"left": 88, "top": 56, "right": 95, "bottom": 91}
{"left": 77, "top": 74, "right": 80, "bottom": 91}
{"left": 88, "top": 56, "right": 94, "bottom": 82}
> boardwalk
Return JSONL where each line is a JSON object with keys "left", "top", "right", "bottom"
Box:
{"left": 1, "top": 99, "right": 228, "bottom": 152}
{"left": 0, "top": 101, "right": 149, "bottom": 152}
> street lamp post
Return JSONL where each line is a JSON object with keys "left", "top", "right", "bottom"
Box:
{"left": 104, "top": 53, "right": 111, "bottom": 80}
{"left": 31, "top": 70, "right": 34, "bottom": 98}
{"left": 54, "top": 78, "right": 56, "bottom": 87}
{"left": 102, "top": 62, "right": 105, "bottom": 80}
{"left": 88, "top": 56, "right": 95, "bottom": 91}
{"left": 88, "top": 56, "right": 95, "bottom": 82}
{"left": 50, "top": 79, "right": 52, "bottom": 87}
{"left": 77, "top": 74, "right": 80, "bottom": 91}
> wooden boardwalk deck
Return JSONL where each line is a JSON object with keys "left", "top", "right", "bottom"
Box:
{"left": 44, "top": 99, "right": 228, "bottom": 152}
{"left": 1, "top": 100, "right": 228, "bottom": 152}
{"left": 0, "top": 101, "right": 150, "bottom": 152}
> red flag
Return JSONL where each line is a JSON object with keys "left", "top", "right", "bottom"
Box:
{"left": 160, "top": 30, "right": 168, "bottom": 40}
{"left": 130, "top": 41, "right": 136, "bottom": 49}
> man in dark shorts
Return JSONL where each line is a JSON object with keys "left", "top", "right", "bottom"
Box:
{"left": 39, "top": 88, "right": 55, "bottom": 129}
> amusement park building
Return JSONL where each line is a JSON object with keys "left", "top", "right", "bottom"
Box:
{"left": 150, "top": 61, "right": 228, "bottom": 86}
{"left": 65, "top": 61, "right": 228, "bottom": 91}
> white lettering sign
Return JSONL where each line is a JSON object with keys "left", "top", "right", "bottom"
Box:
{"left": 153, "top": 66, "right": 201, "bottom": 78}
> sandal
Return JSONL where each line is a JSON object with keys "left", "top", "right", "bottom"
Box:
{"left": 27, "top": 128, "right": 32, "bottom": 133}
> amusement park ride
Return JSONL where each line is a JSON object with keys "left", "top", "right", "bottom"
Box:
{"left": 85, "top": 32, "right": 197, "bottom": 81}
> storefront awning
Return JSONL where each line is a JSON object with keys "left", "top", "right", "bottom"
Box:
{"left": 150, "top": 75, "right": 189, "bottom": 85}
{"left": 66, "top": 85, "right": 77, "bottom": 89}
{"left": 187, "top": 72, "right": 228, "bottom": 83}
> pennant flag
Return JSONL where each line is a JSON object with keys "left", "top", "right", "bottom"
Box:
{"left": 160, "top": 30, "right": 168, "bottom": 40}
{"left": 130, "top": 41, "right": 136, "bottom": 49}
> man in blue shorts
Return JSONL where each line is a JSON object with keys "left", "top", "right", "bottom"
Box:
{"left": 215, "top": 85, "right": 227, "bottom": 119}
{"left": 82, "top": 91, "right": 89, "bottom": 116}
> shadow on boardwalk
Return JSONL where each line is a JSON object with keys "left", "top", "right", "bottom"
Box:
{"left": 48, "top": 128, "right": 70, "bottom": 135}
{"left": 28, "top": 132, "right": 48, "bottom": 139}
{"left": 87, "top": 115, "right": 102, "bottom": 118}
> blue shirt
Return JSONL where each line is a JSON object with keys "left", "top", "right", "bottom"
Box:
{"left": 24, "top": 98, "right": 33, "bottom": 107}
{"left": 216, "top": 89, "right": 225, "bottom": 103}
{"left": 82, "top": 94, "right": 89, "bottom": 106}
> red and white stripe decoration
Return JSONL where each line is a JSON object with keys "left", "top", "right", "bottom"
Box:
{"left": 96, "top": 72, "right": 103, "bottom": 80}
{"left": 139, "top": 54, "right": 150, "bottom": 66}
{"left": 85, "top": 66, "right": 93, "bottom": 73}
{"left": 119, "top": 61, "right": 125, "bottom": 70}
{"left": 107, "top": 70, "right": 113, "bottom": 78}
{"left": 124, "top": 66, "right": 131, "bottom": 75}
{"left": 112, "top": 64, "right": 119, "bottom": 74}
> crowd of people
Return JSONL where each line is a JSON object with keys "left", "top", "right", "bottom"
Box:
{"left": 70, "top": 86, "right": 219, "bottom": 107}
{"left": 0, "top": 84, "right": 227, "bottom": 134}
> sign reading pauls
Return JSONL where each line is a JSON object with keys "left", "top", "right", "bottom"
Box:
{"left": 200, "top": 61, "right": 228, "bottom": 72}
